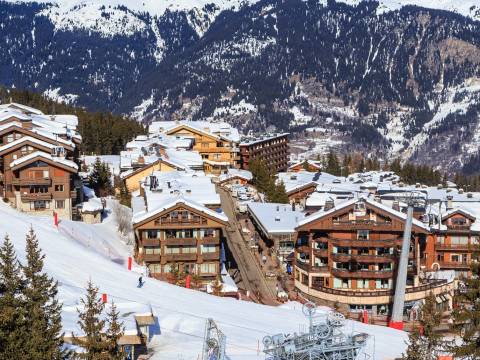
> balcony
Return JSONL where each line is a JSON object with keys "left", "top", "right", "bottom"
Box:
{"left": 329, "top": 236, "right": 402, "bottom": 248}
{"left": 20, "top": 193, "right": 52, "bottom": 201}
{"left": 143, "top": 253, "right": 160, "bottom": 262}
{"left": 331, "top": 268, "right": 394, "bottom": 279}
{"left": 331, "top": 253, "right": 395, "bottom": 263}
{"left": 295, "top": 260, "right": 310, "bottom": 272}
{"left": 156, "top": 218, "right": 208, "bottom": 226}
{"left": 438, "top": 261, "right": 470, "bottom": 269}
{"left": 313, "top": 248, "right": 328, "bottom": 257}
{"left": 435, "top": 243, "right": 473, "bottom": 251}
{"left": 12, "top": 178, "right": 51, "bottom": 186}
{"left": 201, "top": 252, "right": 220, "bottom": 261}
{"left": 332, "top": 220, "right": 393, "bottom": 230}
{"left": 446, "top": 224, "right": 471, "bottom": 231}
{"left": 141, "top": 238, "right": 160, "bottom": 246}
{"left": 201, "top": 236, "right": 220, "bottom": 245}
{"left": 164, "top": 253, "right": 198, "bottom": 261}
{"left": 164, "top": 237, "right": 197, "bottom": 246}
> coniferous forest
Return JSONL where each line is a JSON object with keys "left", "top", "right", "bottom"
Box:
{"left": 0, "top": 87, "right": 146, "bottom": 155}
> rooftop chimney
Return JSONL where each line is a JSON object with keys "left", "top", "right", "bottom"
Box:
{"left": 392, "top": 201, "right": 400, "bottom": 211}
{"left": 324, "top": 199, "right": 335, "bottom": 211}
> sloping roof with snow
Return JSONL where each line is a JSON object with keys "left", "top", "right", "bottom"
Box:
{"left": 441, "top": 208, "right": 477, "bottom": 221}
{"left": 0, "top": 102, "right": 44, "bottom": 115}
{"left": 10, "top": 151, "right": 78, "bottom": 172}
{"left": 149, "top": 120, "right": 240, "bottom": 142}
{"left": 298, "top": 197, "right": 430, "bottom": 231}
{"left": 132, "top": 196, "right": 228, "bottom": 225}
{"left": 247, "top": 202, "right": 305, "bottom": 234}
{"left": 0, "top": 136, "right": 57, "bottom": 154}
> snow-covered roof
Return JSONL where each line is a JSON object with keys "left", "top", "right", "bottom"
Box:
{"left": 164, "top": 148, "right": 203, "bottom": 169}
{"left": 81, "top": 198, "right": 104, "bottom": 213}
{"left": 0, "top": 102, "right": 44, "bottom": 115}
{"left": 298, "top": 196, "right": 430, "bottom": 231}
{"left": 10, "top": 151, "right": 78, "bottom": 171}
{"left": 0, "top": 135, "right": 57, "bottom": 153}
{"left": 218, "top": 168, "right": 253, "bottom": 182}
{"left": 441, "top": 208, "right": 476, "bottom": 221}
{"left": 288, "top": 159, "right": 322, "bottom": 171}
{"left": 133, "top": 196, "right": 228, "bottom": 225}
{"left": 247, "top": 202, "right": 305, "bottom": 234}
{"left": 239, "top": 133, "right": 289, "bottom": 146}
{"left": 149, "top": 120, "right": 240, "bottom": 143}
{"left": 142, "top": 171, "right": 221, "bottom": 208}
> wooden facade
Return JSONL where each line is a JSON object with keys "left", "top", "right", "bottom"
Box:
{"left": 0, "top": 114, "right": 80, "bottom": 219}
{"left": 293, "top": 199, "right": 454, "bottom": 314}
{"left": 133, "top": 202, "right": 227, "bottom": 283}
{"left": 425, "top": 210, "right": 479, "bottom": 277}
{"left": 165, "top": 125, "right": 238, "bottom": 175}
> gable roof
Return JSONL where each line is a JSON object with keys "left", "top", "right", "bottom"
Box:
{"left": 0, "top": 136, "right": 56, "bottom": 156}
{"left": 297, "top": 196, "right": 430, "bottom": 231}
{"left": 120, "top": 157, "right": 187, "bottom": 180}
{"left": 441, "top": 208, "right": 476, "bottom": 222}
{"left": 0, "top": 124, "right": 75, "bottom": 150}
{"left": 132, "top": 197, "right": 228, "bottom": 227}
{"left": 10, "top": 151, "right": 78, "bottom": 173}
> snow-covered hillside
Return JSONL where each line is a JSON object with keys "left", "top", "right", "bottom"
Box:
{"left": 0, "top": 201, "right": 408, "bottom": 359}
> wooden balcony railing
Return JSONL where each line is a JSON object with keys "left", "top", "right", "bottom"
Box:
{"left": 295, "top": 260, "right": 310, "bottom": 272}
{"left": 141, "top": 238, "right": 160, "bottom": 246}
{"left": 329, "top": 236, "right": 402, "bottom": 248}
{"left": 201, "top": 236, "right": 220, "bottom": 245}
{"left": 438, "top": 261, "right": 470, "bottom": 269}
{"left": 156, "top": 218, "right": 208, "bottom": 225}
{"left": 12, "top": 178, "right": 51, "bottom": 186}
{"left": 21, "top": 193, "right": 52, "bottom": 201}
{"left": 201, "top": 252, "right": 220, "bottom": 261}
{"left": 435, "top": 243, "right": 473, "bottom": 251}
{"left": 310, "top": 279, "right": 448, "bottom": 297}
{"left": 447, "top": 224, "right": 471, "bottom": 231}
{"left": 164, "top": 253, "right": 198, "bottom": 261}
{"left": 142, "top": 253, "right": 161, "bottom": 262}
{"left": 164, "top": 237, "right": 197, "bottom": 246}
{"left": 331, "top": 268, "right": 394, "bottom": 279}
{"left": 331, "top": 253, "right": 395, "bottom": 263}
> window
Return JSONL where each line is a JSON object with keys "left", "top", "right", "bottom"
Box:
{"left": 436, "top": 235, "right": 445, "bottom": 244}
{"left": 30, "top": 200, "right": 50, "bottom": 210}
{"left": 213, "top": 153, "right": 221, "bottom": 160}
{"left": 451, "top": 254, "right": 460, "bottom": 263}
{"left": 163, "top": 264, "right": 178, "bottom": 273}
{"left": 55, "top": 200, "right": 65, "bottom": 209}
{"left": 357, "top": 230, "right": 369, "bottom": 240}
{"left": 201, "top": 142, "right": 209, "bottom": 148}
{"left": 55, "top": 185, "right": 64, "bottom": 192}
{"left": 7, "top": 134, "right": 14, "bottom": 143}
{"left": 451, "top": 236, "right": 468, "bottom": 245}
{"left": 12, "top": 154, "right": 17, "bottom": 160}
{"left": 357, "top": 279, "right": 369, "bottom": 289}
{"left": 165, "top": 246, "right": 180, "bottom": 254}
{"left": 148, "top": 263, "right": 161, "bottom": 273}
{"left": 202, "top": 154, "right": 209, "bottom": 160}
{"left": 145, "top": 246, "right": 161, "bottom": 255}
{"left": 200, "top": 263, "right": 216, "bottom": 274}
{"left": 182, "top": 246, "right": 197, "bottom": 254}
{"left": 146, "top": 230, "right": 160, "bottom": 239}
{"left": 436, "top": 254, "right": 444, "bottom": 262}
{"left": 30, "top": 186, "right": 48, "bottom": 194}
{"left": 201, "top": 244, "right": 216, "bottom": 253}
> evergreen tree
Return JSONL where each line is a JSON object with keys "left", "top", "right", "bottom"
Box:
{"left": 402, "top": 292, "right": 443, "bottom": 360}
{"left": 89, "top": 158, "right": 113, "bottom": 197}
{"left": 0, "top": 236, "right": 26, "bottom": 357}
{"left": 450, "top": 247, "right": 480, "bottom": 360}
{"left": 325, "top": 151, "right": 341, "bottom": 176}
{"left": 72, "top": 281, "right": 108, "bottom": 359}
{"left": 104, "top": 302, "right": 124, "bottom": 360}
{"left": 249, "top": 158, "right": 275, "bottom": 195}
{"left": 117, "top": 180, "right": 131, "bottom": 208}
{"left": 22, "top": 228, "right": 67, "bottom": 360}
{"left": 402, "top": 329, "right": 426, "bottom": 360}
{"left": 268, "top": 181, "right": 289, "bottom": 204}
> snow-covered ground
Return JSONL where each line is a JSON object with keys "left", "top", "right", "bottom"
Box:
{"left": 1, "top": 201, "right": 408, "bottom": 359}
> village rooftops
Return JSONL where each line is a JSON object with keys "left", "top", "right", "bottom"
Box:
{"left": 218, "top": 168, "right": 253, "bottom": 183}
{"left": 239, "top": 133, "right": 289, "bottom": 146}
{"left": 247, "top": 202, "right": 305, "bottom": 234}
{"left": 149, "top": 120, "right": 241, "bottom": 143}
{"left": 142, "top": 171, "right": 221, "bottom": 208}
{"left": 277, "top": 170, "right": 343, "bottom": 194}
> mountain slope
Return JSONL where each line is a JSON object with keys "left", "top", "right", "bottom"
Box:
{"left": 0, "top": 200, "right": 408, "bottom": 358}
{"left": 0, "top": 0, "right": 479, "bottom": 171}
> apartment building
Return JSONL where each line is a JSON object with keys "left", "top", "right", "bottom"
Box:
{"left": 149, "top": 121, "right": 240, "bottom": 175}
{"left": 132, "top": 172, "right": 227, "bottom": 283}
{"left": 0, "top": 103, "right": 81, "bottom": 219}
{"left": 239, "top": 133, "right": 289, "bottom": 173}
{"left": 294, "top": 197, "right": 455, "bottom": 315}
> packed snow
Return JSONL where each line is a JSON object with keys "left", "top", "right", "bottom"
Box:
{"left": 0, "top": 200, "right": 409, "bottom": 359}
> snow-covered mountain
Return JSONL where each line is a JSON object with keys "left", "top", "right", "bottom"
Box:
{"left": 0, "top": 0, "right": 479, "bottom": 172}
{"left": 0, "top": 200, "right": 409, "bottom": 358}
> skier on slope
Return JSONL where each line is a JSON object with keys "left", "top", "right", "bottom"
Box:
{"left": 138, "top": 276, "right": 143, "bottom": 288}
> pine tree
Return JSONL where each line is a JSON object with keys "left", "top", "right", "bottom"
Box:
{"left": 117, "top": 181, "right": 131, "bottom": 208}
{"left": 89, "top": 158, "right": 113, "bottom": 197}
{"left": 450, "top": 248, "right": 480, "bottom": 360}
{"left": 325, "top": 151, "right": 341, "bottom": 176}
{"left": 402, "top": 292, "right": 443, "bottom": 360}
{"left": 402, "top": 329, "right": 426, "bottom": 360}
{"left": 104, "top": 302, "right": 124, "bottom": 360}
{"left": 0, "top": 236, "right": 26, "bottom": 357}
{"left": 22, "top": 228, "right": 68, "bottom": 360}
{"left": 268, "top": 181, "right": 289, "bottom": 204}
{"left": 72, "top": 281, "right": 108, "bottom": 359}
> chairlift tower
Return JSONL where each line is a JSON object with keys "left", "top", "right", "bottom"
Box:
{"left": 202, "top": 318, "right": 226, "bottom": 360}
{"left": 263, "top": 302, "right": 369, "bottom": 360}
{"left": 389, "top": 192, "right": 425, "bottom": 330}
